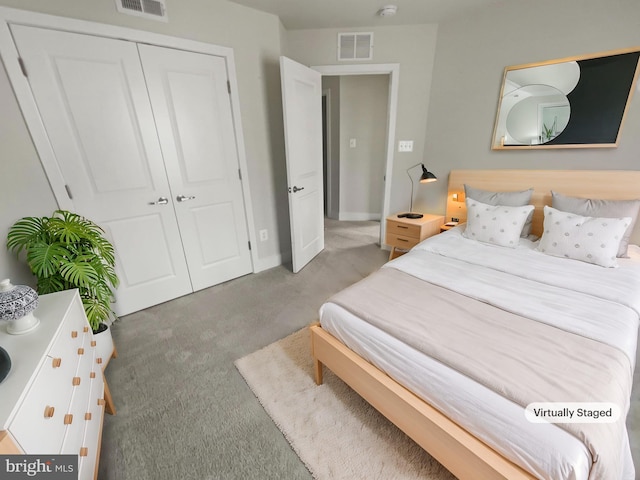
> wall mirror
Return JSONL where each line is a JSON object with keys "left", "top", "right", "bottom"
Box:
{"left": 492, "top": 48, "right": 640, "bottom": 149}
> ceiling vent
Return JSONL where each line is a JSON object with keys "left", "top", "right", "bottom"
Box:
{"left": 115, "top": 0, "right": 168, "bottom": 22}
{"left": 338, "top": 32, "right": 373, "bottom": 61}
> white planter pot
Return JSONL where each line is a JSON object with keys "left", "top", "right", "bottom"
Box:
{"left": 94, "top": 324, "right": 115, "bottom": 366}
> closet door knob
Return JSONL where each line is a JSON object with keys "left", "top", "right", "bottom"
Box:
{"left": 176, "top": 195, "right": 196, "bottom": 202}
{"left": 149, "top": 197, "right": 169, "bottom": 205}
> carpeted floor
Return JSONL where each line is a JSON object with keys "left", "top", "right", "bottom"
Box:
{"left": 98, "top": 218, "right": 388, "bottom": 480}
{"left": 235, "top": 327, "right": 456, "bottom": 480}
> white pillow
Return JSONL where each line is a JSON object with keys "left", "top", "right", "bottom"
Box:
{"left": 463, "top": 199, "right": 534, "bottom": 248}
{"left": 537, "top": 206, "right": 632, "bottom": 268}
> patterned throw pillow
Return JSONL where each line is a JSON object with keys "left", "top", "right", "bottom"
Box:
{"left": 551, "top": 191, "right": 640, "bottom": 257}
{"left": 464, "top": 185, "right": 534, "bottom": 237}
{"left": 537, "top": 206, "right": 632, "bottom": 268}
{"left": 463, "top": 199, "right": 534, "bottom": 248}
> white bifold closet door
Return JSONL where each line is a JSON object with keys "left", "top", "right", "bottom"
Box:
{"left": 11, "top": 25, "right": 252, "bottom": 315}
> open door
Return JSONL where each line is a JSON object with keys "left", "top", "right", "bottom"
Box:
{"left": 280, "top": 56, "right": 324, "bottom": 273}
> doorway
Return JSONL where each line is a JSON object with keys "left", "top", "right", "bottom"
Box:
{"left": 313, "top": 64, "right": 399, "bottom": 245}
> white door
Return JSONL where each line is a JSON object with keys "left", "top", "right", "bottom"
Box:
{"left": 11, "top": 25, "right": 193, "bottom": 315}
{"left": 138, "top": 45, "right": 252, "bottom": 291}
{"left": 280, "top": 56, "right": 324, "bottom": 273}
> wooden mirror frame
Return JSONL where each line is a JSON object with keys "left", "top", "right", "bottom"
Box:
{"left": 491, "top": 47, "right": 640, "bottom": 150}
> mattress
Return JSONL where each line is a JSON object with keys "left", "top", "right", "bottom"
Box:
{"left": 319, "top": 227, "right": 640, "bottom": 480}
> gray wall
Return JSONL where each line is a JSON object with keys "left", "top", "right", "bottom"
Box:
{"left": 339, "top": 75, "right": 388, "bottom": 220}
{"left": 419, "top": 0, "right": 640, "bottom": 218}
{"left": 286, "top": 24, "right": 439, "bottom": 216}
{"left": 0, "top": 0, "right": 288, "bottom": 285}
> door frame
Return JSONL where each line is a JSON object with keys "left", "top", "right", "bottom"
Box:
{"left": 0, "top": 6, "right": 258, "bottom": 270}
{"left": 312, "top": 63, "right": 399, "bottom": 245}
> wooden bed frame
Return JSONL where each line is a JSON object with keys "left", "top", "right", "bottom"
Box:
{"left": 310, "top": 169, "right": 640, "bottom": 480}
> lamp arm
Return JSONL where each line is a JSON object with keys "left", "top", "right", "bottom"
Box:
{"left": 406, "top": 163, "right": 424, "bottom": 213}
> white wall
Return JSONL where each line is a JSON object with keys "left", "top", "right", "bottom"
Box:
{"left": 338, "top": 75, "right": 388, "bottom": 220}
{"left": 286, "top": 24, "right": 439, "bottom": 216}
{"left": 419, "top": 0, "right": 640, "bottom": 218}
{"left": 0, "top": 0, "right": 288, "bottom": 285}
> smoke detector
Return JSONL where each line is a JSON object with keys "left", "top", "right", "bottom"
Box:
{"left": 378, "top": 5, "right": 398, "bottom": 17}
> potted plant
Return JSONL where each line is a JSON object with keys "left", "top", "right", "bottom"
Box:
{"left": 6, "top": 210, "right": 119, "bottom": 336}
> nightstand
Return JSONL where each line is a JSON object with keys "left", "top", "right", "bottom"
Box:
{"left": 386, "top": 213, "right": 445, "bottom": 260}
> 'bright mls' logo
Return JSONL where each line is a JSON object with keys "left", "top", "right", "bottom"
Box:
{"left": 0, "top": 455, "right": 76, "bottom": 479}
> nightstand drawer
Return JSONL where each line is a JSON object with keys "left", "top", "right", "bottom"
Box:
{"left": 387, "top": 220, "right": 421, "bottom": 238}
{"left": 385, "top": 233, "right": 420, "bottom": 249}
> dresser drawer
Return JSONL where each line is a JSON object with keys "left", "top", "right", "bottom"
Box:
{"left": 386, "top": 219, "right": 421, "bottom": 238}
{"left": 8, "top": 354, "right": 78, "bottom": 453}
{"left": 385, "top": 233, "right": 420, "bottom": 249}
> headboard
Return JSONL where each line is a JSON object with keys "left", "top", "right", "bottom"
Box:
{"left": 446, "top": 170, "right": 640, "bottom": 244}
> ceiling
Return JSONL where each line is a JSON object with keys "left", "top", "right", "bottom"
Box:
{"left": 227, "top": 0, "right": 509, "bottom": 30}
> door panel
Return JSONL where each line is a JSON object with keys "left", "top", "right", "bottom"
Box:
{"left": 138, "top": 44, "right": 252, "bottom": 291}
{"left": 280, "top": 56, "right": 324, "bottom": 273}
{"left": 11, "top": 25, "right": 193, "bottom": 315}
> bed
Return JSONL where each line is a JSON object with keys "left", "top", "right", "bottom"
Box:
{"left": 311, "top": 169, "right": 640, "bottom": 480}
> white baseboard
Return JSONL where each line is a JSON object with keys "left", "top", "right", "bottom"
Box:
{"left": 253, "top": 251, "right": 291, "bottom": 273}
{"left": 338, "top": 212, "right": 381, "bottom": 221}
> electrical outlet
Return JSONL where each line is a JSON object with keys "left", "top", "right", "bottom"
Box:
{"left": 349, "top": 138, "right": 357, "bottom": 148}
{"left": 451, "top": 218, "right": 459, "bottom": 223}
{"left": 398, "top": 140, "right": 413, "bottom": 152}
{"left": 259, "top": 229, "right": 268, "bottom": 242}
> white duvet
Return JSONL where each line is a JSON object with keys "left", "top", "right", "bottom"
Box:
{"left": 320, "top": 225, "right": 640, "bottom": 480}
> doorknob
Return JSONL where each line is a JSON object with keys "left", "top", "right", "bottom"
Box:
{"left": 149, "top": 196, "right": 169, "bottom": 205}
{"left": 292, "top": 186, "right": 304, "bottom": 193}
{"left": 176, "top": 195, "right": 196, "bottom": 202}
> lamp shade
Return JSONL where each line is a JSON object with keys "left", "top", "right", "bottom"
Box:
{"left": 419, "top": 165, "right": 437, "bottom": 183}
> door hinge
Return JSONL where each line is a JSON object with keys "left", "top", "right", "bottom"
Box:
{"left": 18, "top": 57, "right": 27, "bottom": 77}
{"left": 227, "top": 80, "right": 231, "bottom": 94}
{"left": 64, "top": 184, "right": 73, "bottom": 199}
{"left": 248, "top": 240, "right": 252, "bottom": 250}
{"left": 238, "top": 168, "right": 242, "bottom": 181}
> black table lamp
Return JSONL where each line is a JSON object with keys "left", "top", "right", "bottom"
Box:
{"left": 397, "top": 163, "right": 437, "bottom": 219}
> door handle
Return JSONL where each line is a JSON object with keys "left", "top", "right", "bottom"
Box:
{"left": 176, "top": 195, "right": 196, "bottom": 202}
{"left": 149, "top": 196, "right": 169, "bottom": 205}
{"left": 292, "top": 186, "right": 304, "bottom": 193}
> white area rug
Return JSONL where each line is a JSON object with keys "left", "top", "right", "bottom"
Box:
{"left": 235, "top": 328, "right": 456, "bottom": 480}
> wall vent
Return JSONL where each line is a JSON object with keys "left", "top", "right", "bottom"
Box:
{"left": 338, "top": 33, "right": 373, "bottom": 61}
{"left": 115, "top": 0, "right": 168, "bottom": 22}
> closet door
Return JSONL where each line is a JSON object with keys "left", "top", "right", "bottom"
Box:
{"left": 11, "top": 25, "right": 192, "bottom": 315}
{"left": 138, "top": 45, "right": 252, "bottom": 291}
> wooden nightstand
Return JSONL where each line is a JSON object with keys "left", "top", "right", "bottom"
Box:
{"left": 386, "top": 213, "right": 445, "bottom": 260}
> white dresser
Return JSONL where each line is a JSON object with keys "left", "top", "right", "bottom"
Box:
{"left": 0, "top": 290, "right": 111, "bottom": 480}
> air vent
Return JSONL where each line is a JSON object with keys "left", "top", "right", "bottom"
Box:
{"left": 115, "top": 0, "right": 168, "bottom": 22}
{"left": 338, "top": 32, "right": 373, "bottom": 61}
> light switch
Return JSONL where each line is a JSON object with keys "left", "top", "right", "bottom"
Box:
{"left": 398, "top": 140, "right": 413, "bottom": 152}
{"left": 349, "top": 138, "right": 357, "bottom": 148}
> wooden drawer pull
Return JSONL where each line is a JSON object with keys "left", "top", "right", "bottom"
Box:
{"left": 71, "top": 331, "right": 78, "bottom": 338}
{"left": 90, "top": 371, "right": 96, "bottom": 379}
{"left": 85, "top": 412, "right": 92, "bottom": 421}
{"left": 398, "top": 225, "right": 409, "bottom": 229}
{"left": 64, "top": 414, "right": 73, "bottom": 425}
{"left": 91, "top": 340, "right": 97, "bottom": 347}
{"left": 78, "top": 348, "right": 84, "bottom": 355}
{"left": 72, "top": 377, "right": 81, "bottom": 386}
{"left": 397, "top": 238, "right": 409, "bottom": 242}
{"left": 96, "top": 357, "right": 103, "bottom": 365}
{"left": 83, "top": 326, "right": 89, "bottom": 333}
{"left": 52, "top": 358, "right": 62, "bottom": 368}
{"left": 44, "top": 406, "right": 55, "bottom": 418}
{"left": 79, "top": 447, "right": 88, "bottom": 457}
{"left": 97, "top": 398, "right": 106, "bottom": 406}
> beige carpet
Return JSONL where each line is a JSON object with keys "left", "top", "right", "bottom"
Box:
{"left": 235, "top": 328, "right": 456, "bottom": 480}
